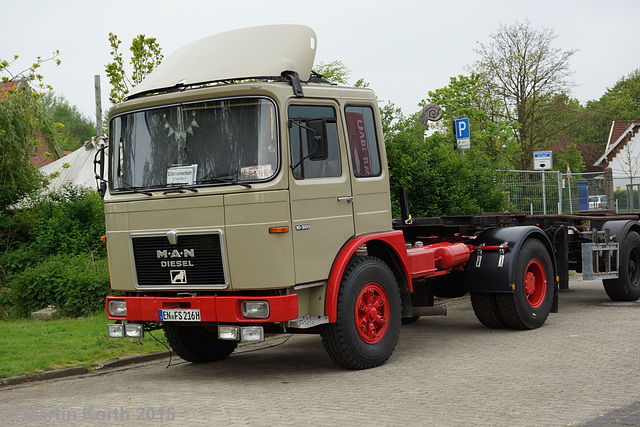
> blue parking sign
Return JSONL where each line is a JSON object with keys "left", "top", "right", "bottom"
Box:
{"left": 455, "top": 118, "right": 470, "bottom": 139}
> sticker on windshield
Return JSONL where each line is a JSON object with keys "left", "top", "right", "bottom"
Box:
{"left": 167, "top": 164, "right": 198, "bottom": 185}
{"left": 241, "top": 165, "right": 272, "bottom": 180}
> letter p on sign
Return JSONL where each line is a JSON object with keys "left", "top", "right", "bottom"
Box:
{"left": 455, "top": 118, "right": 470, "bottom": 139}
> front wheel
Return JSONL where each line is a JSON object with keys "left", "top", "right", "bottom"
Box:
{"left": 603, "top": 231, "right": 640, "bottom": 301}
{"left": 321, "top": 256, "right": 402, "bottom": 369}
{"left": 496, "top": 238, "right": 554, "bottom": 330}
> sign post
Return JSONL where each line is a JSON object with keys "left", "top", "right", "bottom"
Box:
{"left": 533, "top": 151, "right": 553, "bottom": 215}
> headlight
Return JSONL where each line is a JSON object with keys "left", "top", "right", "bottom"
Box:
{"left": 125, "top": 323, "right": 144, "bottom": 338}
{"left": 108, "top": 324, "right": 124, "bottom": 338}
{"left": 241, "top": 301, "right": 269, "bottom": 319}
{"left": 218, "top": 325, "right": 240, "bottom": 341}
{"left": 240, "top": 326, "right": 264, "bottom": 342}
{"left": 108, "top": 300, "right": 127, "bottom": 317}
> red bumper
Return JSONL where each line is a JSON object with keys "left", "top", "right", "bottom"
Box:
{"left": 106, "top": 294, "right": 299, "bottom": 323}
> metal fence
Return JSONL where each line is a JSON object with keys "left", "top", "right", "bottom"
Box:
{"left": 497, "top": 170, "right": 640, "bottom": 215}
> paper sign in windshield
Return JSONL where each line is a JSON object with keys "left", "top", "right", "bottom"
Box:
{"left": 167, "top": 164, "right": 198, "bottom": 185}
{"left": 241, "top": 165, "right": 272, "bottom": 180}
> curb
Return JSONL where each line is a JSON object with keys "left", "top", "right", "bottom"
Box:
{"left": 93, "top": 351, "right": 172, "bottom": 371}
{"left": 0, "top": 366, "right": 89, "bottom": 388}
{"left": 0, "top": 334, "right": 290, "bottom": 388}
{"left": 0, "top": 351, "right": 172, "bottom": 388}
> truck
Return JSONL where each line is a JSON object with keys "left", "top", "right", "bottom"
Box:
{"left": 101, "top": 25, "right": 640, "bottom": 370}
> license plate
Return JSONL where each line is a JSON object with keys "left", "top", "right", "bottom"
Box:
{"left": 159, "top": 309, "right": 201, "bottom": 322}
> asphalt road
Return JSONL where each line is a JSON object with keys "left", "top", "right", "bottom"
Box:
{"left": 1, "top": 274, "right": 639, "bottom": 426}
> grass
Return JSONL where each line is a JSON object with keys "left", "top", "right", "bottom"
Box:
{"left": 0, "top": 312, "right": 168, "bottom": 378}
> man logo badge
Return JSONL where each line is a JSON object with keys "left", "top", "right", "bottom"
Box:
{"left": 170, "top": 270, "right": 187, "bottom": 284}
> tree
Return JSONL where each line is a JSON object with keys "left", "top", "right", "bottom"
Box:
{"left": 425, "top": 74, "right": 519, "bottom": 168}
{"left": 470, "top": 19, "right": 577, "bottom": 169}
{"left": 0, "top": 53, "right": 60, "bottom": 210}
{"left": 579, "top": 69, "right": 640, "bottom": 146}
{"left": 41, "top": 93, "right": 96, "bottom": 151}
{"left": 314, "top": 60, "right": 369, "bottom": 87}
{"left": 382, "top": 104, "right": 508, "bottom": 217}
{"left": 314, "top": 60, "right": 350, "bottom": 84}
{"left": 550, "top": 139, "right": 585, "bottom": 174}
{"left": 105, "top": 33, "right": 163, "bottom": 104}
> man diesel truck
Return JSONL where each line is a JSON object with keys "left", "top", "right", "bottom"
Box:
{"left": 101, "top": 25, "right": 640, "bottom": 369}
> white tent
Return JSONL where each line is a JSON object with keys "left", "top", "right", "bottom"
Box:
{"left": 39, "top": 138, "right": 105, "bottom": 192}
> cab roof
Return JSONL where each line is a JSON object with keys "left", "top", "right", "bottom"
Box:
{"left": 126, "top": 25, "right": 317, "bottom": 100}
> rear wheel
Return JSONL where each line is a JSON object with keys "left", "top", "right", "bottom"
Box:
{"left": 321, "top": 256, "right": 401, "bottom": 369}
{"left": 164, "top": 324, "right": 237, "bottom": 363}
{"left": 470, "top": 292, "right": 507, "bottom": 329}
{"left": 603, "top": 231, "right": 640, "bottom": 301}
{"left": 496, "top": 239, "right": 554, "bottom": 330}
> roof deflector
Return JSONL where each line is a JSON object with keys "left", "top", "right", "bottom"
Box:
{"left": 126, "top": 25, "right": 317, "bottom": 100}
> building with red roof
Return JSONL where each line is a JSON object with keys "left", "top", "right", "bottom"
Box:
{"left": 595, "top": 119, "right": 640, "bottom": 170}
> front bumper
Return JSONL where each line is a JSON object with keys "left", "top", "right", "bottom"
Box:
{"left": 106, "top": 294, "right": 299, "bottom": 323}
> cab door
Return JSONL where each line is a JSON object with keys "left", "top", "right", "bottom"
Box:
{"left": 343, "top": 104, "right": 392, "bottom": 235}
{"left": 288, "top": 103, "right": 355, "bottom": 284}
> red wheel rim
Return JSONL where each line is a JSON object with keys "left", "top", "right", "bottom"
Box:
{"left": 523, "top": 258, "right": 547, "bottom": 308}
{"left": 355, "top": 282, "right": 390, "bottom": 344}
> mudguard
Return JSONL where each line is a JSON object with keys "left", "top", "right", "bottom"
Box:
{"left": 600, "top": 220, "right": 640, "bottom": 243}
{"left": 465, "top": 226, "right": 556, "bottom": 293}
{"left": 325, "top": 230, "right": 411, "bottom": 323}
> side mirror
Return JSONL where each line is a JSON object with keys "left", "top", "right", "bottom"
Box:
{"left": 93, "top": 138, "right": 108, "bottom": 198}
{"left": 306, "top": 118, "right": 328, "bottom": 161}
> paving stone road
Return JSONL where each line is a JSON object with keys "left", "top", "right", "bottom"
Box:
{"left": 1, "top": 274, "right": 639, "bottom": 426}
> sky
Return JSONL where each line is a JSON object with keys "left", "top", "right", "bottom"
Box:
{"left": 2, "top": 0, "right": 639, "bottom": 126}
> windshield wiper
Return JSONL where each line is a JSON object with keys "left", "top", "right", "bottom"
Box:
{"left": 163, "top": 185, "right": 199, "bottom": 195}
{"left": 118, "top": 186, "right": 153, "bottom": 196}
{"left": 197, "top": 177, "right": 252, "bottom": 189}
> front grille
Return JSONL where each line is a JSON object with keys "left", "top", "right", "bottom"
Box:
{"left": 131, "top": 233, "right": 226, "bottom": 287}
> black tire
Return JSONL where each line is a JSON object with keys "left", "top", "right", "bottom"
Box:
{"left": 496, "top": 239, "right": 554, "bottom": 330}
{"left": 164, "top": 324, "right": 237, "bottom": 363}
{"left": 401, "top": 316, "right": 420, "bottom": 325}
{"left": 470, "top": 292, "right": 508, "bottom": 329}
{"left": 603, "top": 231, "right": 640, "bottom": 301}
{"left": 321, "top": 256, "right": 402, "bottom": 369}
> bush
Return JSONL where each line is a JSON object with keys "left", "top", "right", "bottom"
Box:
{"left": 0, "top": 246, "right": 41, "bottom": 276}
{"left": 18, "top": 184, "right": 106, "bottom": 257}
{"left": 385, "top": 117, "right": 508, "bottom": 217}
{"left": 0, "top": 184, "right": 109, "bottom": 318}
{"left": 3, "top": 254, "right": 110, "bottom": 318}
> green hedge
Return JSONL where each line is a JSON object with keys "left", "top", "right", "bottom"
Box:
{"left": 1, "top": 254, "right": 110, "bottom": 318}
{"left": 0, "top": 184, "right": 109, "bottom": 319}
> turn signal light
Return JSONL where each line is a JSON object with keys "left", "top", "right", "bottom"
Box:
{"left": 269, "top": 226, "right": 289, "bottom": 234}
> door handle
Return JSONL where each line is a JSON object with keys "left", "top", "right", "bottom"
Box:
{"left": 337, "top": 196, "right": 354, "bottom": 203}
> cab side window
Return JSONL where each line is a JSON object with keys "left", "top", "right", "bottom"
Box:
{"left": 345, "top": 105, "right": 381, "bottom": 177}
{"left": 289, "top": 105, "right": 341, "bottom": 179}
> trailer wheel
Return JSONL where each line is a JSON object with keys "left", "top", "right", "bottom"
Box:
{"left": 164, "top": 324, "right": 237, "bottom": 363}
{"left": 603, "top": 231, "right": 640, "bottom": 301}
{"left": 496, "top": 238, "right": 554, "bottom": 329}
{"left": 321, "top": 256, "right": 401, "bottom": 369}
{"left": 470, "top": 293, "right": 508, "bottom": 329}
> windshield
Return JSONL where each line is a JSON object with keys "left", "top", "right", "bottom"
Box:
{"left": 109, "top": 97, "right": 278, "bottom": 191}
